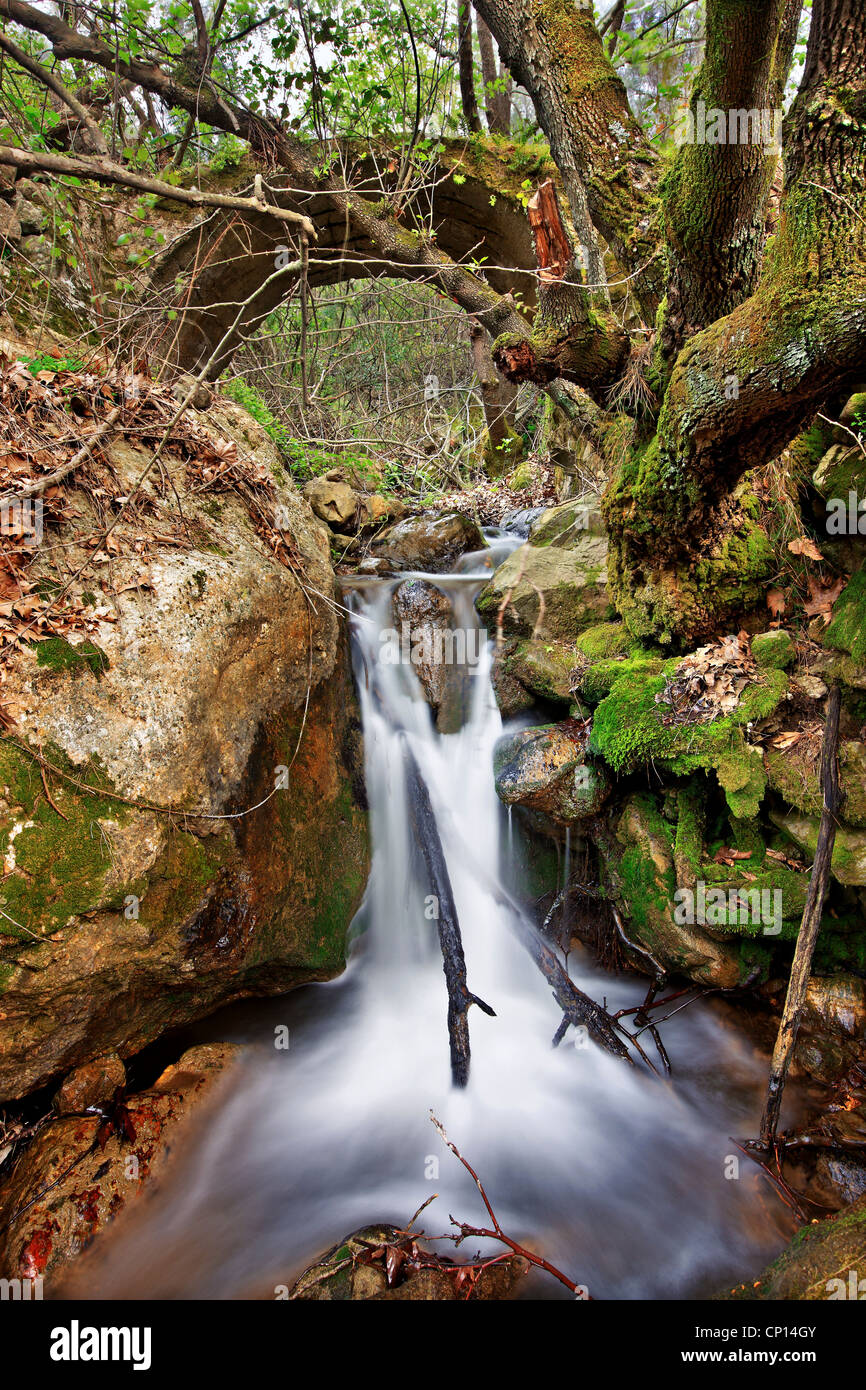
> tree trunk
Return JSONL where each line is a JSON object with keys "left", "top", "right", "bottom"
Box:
{"left": 457, "top": 1, "right": 482, "bottom": 134}
{"left": 475, "top": 13, "right": 510, "bottom": 136}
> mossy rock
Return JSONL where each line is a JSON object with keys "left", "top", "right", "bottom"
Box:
{"left": 503, "top": 638, "right": 576, "bottom": 703}
{"left": 34, "top": 636, "right": 109, "bottom": 678}
{"left": 765, "top": 738, "right": 866, "bottom": 828}
{"left": 751, "top": 629, "right": 795, "bottom": 671}
{"left": 770, "top": 808, "right": 866, "bottom": 886}
{"left": 813, "top": 444, "right": 866, "bottom": 501}
{"left": 588, "top": 661, "right": 786, "bottom": 817}
{"left": 494, "top": 724, "right": 611, "bottom": 823}
{"left": 528, "top": 495, "right": 605, "bottom": 547}
{"left": 476, "top": 537, "right": 613, "bottom": 641}
{"left": 721, "top": 1197, "right": 866, "bottom": 1300}
{"left": 824, "top": 565, "right": 866, "bottom": 667}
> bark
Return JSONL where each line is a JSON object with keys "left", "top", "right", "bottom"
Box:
{"left": 659, "top": 0, "right": 802, "bottom": 357}
{"left": 492, "top": 179, "right": 629, "bottom": 397}
{"left": 403, "top": 739, "right": 495, "bottom": 1087}
{"left": 605, "top": 0, "right": 866, "bottom": 645}
{"left": 476, "top": 13, "right": 510, "bottom": 136}
{"left": 468, "top": 319, "right": 519, "bottom": 473}
{"left": 473, "top": 0, "right": 663, "bottom": 319}
{"left": 457, "top": 1, "right": 482, "bottom": 134}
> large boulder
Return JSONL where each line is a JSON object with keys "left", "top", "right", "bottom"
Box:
{"left": 0, "top": 395, "right": 369, "bottom": 1101}
{"left": 0, "top": 1044, "right": 242, "bottom": 1289}
{"left": 369, "top": 511, "right": 485, "bottom": 573}
{"left": 476, "top": 539, "right": 611, "bottom": 640}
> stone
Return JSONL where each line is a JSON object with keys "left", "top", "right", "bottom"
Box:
{"left": 392, "top": 579, "right": 454, "bottom": 711}
{"left": 751, "top": 629, "right": 795, "bottom": 670}
{"left": 770, "top": 809, "right": 866, "bottom": 885}
{"left": 721, "top": 1194, "right": 866, "bottom": 1300}
{"left": 0, "top": 393, "right": 369, "bottom": 1101}
{"left": 0, "top": 200, "right": 22, "bottom": 247}
{"left": 288, "top": 1224, "right": 528, "bottom": 1300}
{"left": 358, "top": 493, "right": 392, "bottom": 526}
{"left": 494, "top": 724, "right": 611, "bottom": 823}
{"left": 54, "top": 1052, "right": 126, "bottom": 1115}
{"left": 528, "top": 494, "right": 605, "bottom": 547}
{"left": 504, "top": 638, "right": 575, "bottom": 703}
{"left": 15, "top": 196, "right": 45, "bottom": 237}
{"left": 475, "top": 537, "right": 611, "bottom": 641}
{"left": 370, "top": 511, "right": 485, "bottom": 572}
{"left": 0, "top": 1044, "right": 243, "bottom": 1289}
{"left": 303, "top": 476, "right": 358, "bottom": 528}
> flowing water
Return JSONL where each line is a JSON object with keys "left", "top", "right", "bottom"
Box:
{"left": 72, "top": 531, "right": 795, "bottom": 1300}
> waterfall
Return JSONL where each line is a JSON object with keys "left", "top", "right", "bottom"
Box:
{"left": 73, "top": 533, "right": 790, "bottom": 1300}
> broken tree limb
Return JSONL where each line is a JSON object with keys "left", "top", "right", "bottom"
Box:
{"left": 527, "top": 180, "right": 572, "bottom": 284}
{"left": 759, "top": 685, "right": 842, "bottom": 1150}
{"left": 401, "top": 736, "right": 495, "bottom": 1087}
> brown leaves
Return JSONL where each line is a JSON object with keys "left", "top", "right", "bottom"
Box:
{"left": 788, "top": 536, "right": 823, "bottom": 562}
{"left": 712, "top": 847, "right": 755, "bottom": 866}
{"left": 657, "top": 632, "right": 756, "bottom": 725}
{"left": 803, "top": 573, "right": 847, "bottom": 623}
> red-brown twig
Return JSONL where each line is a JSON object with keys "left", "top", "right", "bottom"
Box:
{"left": 430, "top": 1112, "right": 588, "bottom": 1297}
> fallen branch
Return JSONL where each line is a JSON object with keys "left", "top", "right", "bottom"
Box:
{"left": 0, "top": 145, "right": 316, "bottom": 238}
{"left": 430, "top": 1112, "right": 588, "bottom": 1297}
{"left": 402, "top": 736, "right": 495, "bottom": 1086}
{"left": 759, "top": 686, "right": 842, "bottom": 1149}
{"left": 0, "top": 406, "right": 122, "bottom": 504}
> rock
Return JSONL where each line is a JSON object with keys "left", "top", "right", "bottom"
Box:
{"left": 0, "top": 1044, "right": 242, "bottom": 1289}
{"left": 55, "top": 1053, "right": 126, "bottom": 1115}
{"left": 288, "top": 1224, "right": 528, "bottom": 1300}
{"left": 491, "top": 642, "right": 536, "bottom": 719}
{"left": 476, "top": 537, "right": 611, "bottom": 640}
{"left": 303, "top": 476, "right": 358, "bottom": 528}
{"left": 353, "top": 556, "right": 395, "bottom": 577}
{"left": 764, "top": 738, "right": 866, "bottom": 828}
{"left": 14, "top": 196, "right": 45, "bottom": 237}
{"left": 770, "top": 809, "right": 866, "bottom": 885}
{"left": 814, "top": 1153, "right": 866, "bottom": 1206}
{"left": 0, "top": 201, "right": 22, "bottom": 248}
{"left": 0, "top": 163, "right": 16, "bottom": 197}
{"left": 722, "top": 1194, "right": 866, "bottom": 1300}
{"left": 321, "top": 462, "right": 384, "bottom": 492}
{"left": 751, "top": 629, "right": 795, "bottom": 670}
{"left": 369, "top": 511, "right": 485, "bottom": 573}
{"left": 358, "top": 493, "right": 392, "bottom": 526}
{"left": 528, "top": 494, "right": 605, "bottom": 547}
{"left": 494, "top": 724, "right": 611, "bottom": 823}
{"left": 0, "top": 396, "right": 369, "bottom": 1101}
{"left": 392, "top": 579, "right": 454, "bottom": 711}
{"left": 605, "top": 793, "right": 760, "bottom": 988}
{"left": 503, "top": 638, "right": 575, "bottom": 704}
{"left": 794, "top": 975, "right": 866, "bottom": 1082}
{"left": 813, "top": 444, "right": 865, "bottom": 500}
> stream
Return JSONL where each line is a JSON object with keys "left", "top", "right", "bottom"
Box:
{"left": 70, "top": 529, "right": 796, "bottom": 1300}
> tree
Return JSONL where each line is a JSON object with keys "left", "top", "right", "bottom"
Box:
{"left": 0, "top": 0, "right": 863, "bottom": 648}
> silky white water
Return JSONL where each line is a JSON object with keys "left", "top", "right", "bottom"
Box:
{"left": 73, "top": 536, "right": 793, "bottom": 1300}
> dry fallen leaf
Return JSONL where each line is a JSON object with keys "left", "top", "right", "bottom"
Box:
{"left": 788, "top": 536, "right": 824, "bottom": 561}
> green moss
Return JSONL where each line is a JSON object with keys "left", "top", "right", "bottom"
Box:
{"left": 575, "top": 622, "right": 639, "bottom": 660}
{"left": 752, "top": 629, "right": 795, "bottom": 670}
{"left": 35, "top": 637, "right": 109, "bottom": 678}
{"left": 589, "top": 664, "right": 786, "bottom": 816}
{"left": 824, "top": 566, "right": 866, "bottom": 666}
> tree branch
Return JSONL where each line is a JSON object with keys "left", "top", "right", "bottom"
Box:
{"left": 0, "top": 29, "right": 109, "bottom": 154}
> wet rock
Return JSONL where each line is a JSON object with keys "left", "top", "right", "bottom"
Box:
{"left": 604, "top": 793, "right": 753, "bottom": 988}
{"left": 722, "top": 1194, "right": 866, "bottom": 1300}
{"left": 814, "top": 1153, "right": 866, "bottom": 1206}
{"left": 0, "top": 1044, "right": 243, "bottom": 1289}
{"left": 476, "top": 537, "right": 611, "bottom": 641}
{"left": 794, "top": 975, "right": 866, "bottom": 1083}
{"left": 303, "top": 476, "right": 358, "bottom": 528}
{"left": 494, "top": 724, "right": 611, "bottom": 823}
{"left": 55, "top": 1053, "right": 126, "bottom": 1115}
{"left": 491, "top": 641, "right": 535, "bottom": 719}
{"left": 0, "top": 397, "right": 369, "bottom": 1101}
{"left": 369, "top": 511, "right": 485, "bottom": 573}
{"left": 392, "top": 579, "right": 454, "bottom": 711}
{"left": 288, "top": 1224, "right": 528, "bottom": 1300}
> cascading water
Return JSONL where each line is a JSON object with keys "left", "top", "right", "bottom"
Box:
{"left": 73, "top": 531, "right": 794, "bottom": 1300}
